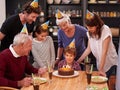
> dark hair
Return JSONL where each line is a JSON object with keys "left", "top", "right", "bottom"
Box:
{"left": 32, "top": 24, "right": 48, "bottom": 37}
{"left": 64, "top": 47, "right": 76, "bottom": 57}
{"left": 85, "top": 13, "right": 104, "bottom": 39}
{"left": 22, "top": 1, "right": 41, "bottom": 14}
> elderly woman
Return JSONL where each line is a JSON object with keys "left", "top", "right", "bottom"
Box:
{"left": 55, "top": 10, "right": 87, "bottom": 69}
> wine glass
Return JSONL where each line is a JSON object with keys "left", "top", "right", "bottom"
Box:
{"left": 85, "top": 64, "right": 93, "bottom": 90}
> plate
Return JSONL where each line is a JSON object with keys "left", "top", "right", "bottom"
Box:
{"left": 91, "top": 76, "right": 108, "bottom": 83}
{"left": 33, "top": 77, "right": 47, "bottom": 84}
{"left": 53, "top": 71, "right": 79, "bottom": 78}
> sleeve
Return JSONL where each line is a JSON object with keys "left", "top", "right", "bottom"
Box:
{"left": 49, "top": 37, "right": 55, "bottom": 64}
{"left": 57, "top": 30, "right": 63, "bottom": 48}
{"left": 31, "top": 43, "right": 45, "bottom": 67}
{"left": 24, "top": 57, "right": 38, "bottom": 74}
{"left": 102, "top": 25, "right": 112, "bottom": 41}
{"left": 73, "top": 62, "right": 81, "bottom": 71}
{"left": 0, "top": 17, "right": 14, "bottom": 35}
{"left": 58, "top": 60, "right": 64, "bottom": 69}
{"left": 0, "top": 55, "right": 18, "bottom": 88}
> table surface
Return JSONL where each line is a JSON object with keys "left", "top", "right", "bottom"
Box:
{"left": 21, "top": 71, "right": 108, "bottom": 90}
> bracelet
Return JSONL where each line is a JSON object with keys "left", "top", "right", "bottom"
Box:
{"left": 56, "top": 57, "right": 60, "bottom": 60}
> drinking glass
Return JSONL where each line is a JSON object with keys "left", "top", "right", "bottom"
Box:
{"left": 32, "top": 74, "right": 40, "bottom": 90}
{"left": 85, "top": 64, "right": 93, "bottom": 90}
{"left": 47, "top": 62, "right": 54, "bottom": 83}
{"left": 84, "top": 57, "right": 91, "bottom": 65}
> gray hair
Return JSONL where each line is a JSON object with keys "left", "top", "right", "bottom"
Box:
{"left": 56, "top": 14, "right": 71, "bottom": 25}
{"left": 13, "top": 33, "right": 32, "bottom": 45}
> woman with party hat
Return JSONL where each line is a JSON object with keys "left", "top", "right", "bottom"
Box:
{"left": 0, "top": 0, "right": 41, "bottom": 51}
{"left": 77, "top": 10, "right": 118, "bottom": 80}
{"left": 55, "top": 9, "right": 87, "bottom": 69}
{"left": 32, "top": 21, "right": 55, "bottom": 69}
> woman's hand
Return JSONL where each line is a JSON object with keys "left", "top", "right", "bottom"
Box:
{"left": 98, "top": 70, "right": 106, "bottom": 77}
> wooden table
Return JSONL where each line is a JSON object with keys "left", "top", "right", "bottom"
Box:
{"left": 21, "top": 71, "right": 108, "bottom": 90}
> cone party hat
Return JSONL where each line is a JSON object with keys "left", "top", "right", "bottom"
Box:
{"left": 86, "top": 10, "right": 94, "bottom": 20}
{"left": 55, "top": 9, "right": 64, "bottom": 19}
{"left": 41, "top": 21, "right": 50, "bottom": 30}
{"left": 20, "top": 24, "right": 28, "bottom": 35}
{"left": 30, "top": 0, "right": 38, "bottom": 8}
{"left": 68, "top": 38, "right": 75, "bottom": 48}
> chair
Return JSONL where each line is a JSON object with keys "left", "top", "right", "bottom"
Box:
{"left": 0, "top": 86, "right": 19, "bottom": 90}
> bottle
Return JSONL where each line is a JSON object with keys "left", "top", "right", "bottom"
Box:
{"left": 49, "top": 22, "right": 54, "bottom": 36}
{"left": 39, "top": 11, "right": 45, "bottom": 23}
{"left": 48, "top": 7, "right": 52, "bottom": 17}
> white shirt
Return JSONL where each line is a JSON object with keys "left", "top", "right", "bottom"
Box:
{"left": 9, "top": 44, "right": 20, "bottom": 58}
{"left": 87, "top": 25, "right": 118, "bottom": 72}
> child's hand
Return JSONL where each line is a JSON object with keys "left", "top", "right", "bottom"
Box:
{"left": 38, "top": 67, "right": 47, "bottom": 75}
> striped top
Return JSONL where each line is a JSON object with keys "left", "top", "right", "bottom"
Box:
{"left": 32, "top": 36, "right": 55, "bottom": 68}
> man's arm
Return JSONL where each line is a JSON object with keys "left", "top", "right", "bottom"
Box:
{"left": 0, "top": 32, "right": 5, "bottom": 40}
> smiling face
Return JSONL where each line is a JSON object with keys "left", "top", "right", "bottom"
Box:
{"left": 64, "top": 47, "right": 76, "bottom": 65}
{"left": 65, "top": 52, "right": 75, "bottom": 64}
{"left": 25, "top": 12, "right": 39, "bottom": 24}
{"left": 58, "top": 21, "right": 70, "bottom": 33}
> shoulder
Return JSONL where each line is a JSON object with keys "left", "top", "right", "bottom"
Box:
{"left": 6, "top": 14, "right": 19, "bottom": 23}
{"left": 75, "top": 24, "right": 87, "bottom": 34}
{"left": 75, "top": 24, "right": 87, "bottom": 31}
{"left": 59, "top": 60, "right": 66, "bottom": 64}
{"left": 47, "top": 36, "right": 53, "bottom": 40}
{"left": 73, "top": 61, "right": 80, "bottom": 65}
{"left": 0, "top": 49, "right": 11, "bottom": 59}
{"left": 101, "top": 25, "right": 112, "bottom": 37}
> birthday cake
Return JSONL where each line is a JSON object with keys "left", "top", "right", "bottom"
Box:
{"left": 58, "top": 65, "right": 74, "bottom": 76}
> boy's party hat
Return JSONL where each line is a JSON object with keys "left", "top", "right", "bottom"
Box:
{"left": 68, "top": 38, "right": 75, "bottom": 48}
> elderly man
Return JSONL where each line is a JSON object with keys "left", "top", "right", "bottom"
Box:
{"left": 0, "top": 33, "right": 46, "bottom": 88}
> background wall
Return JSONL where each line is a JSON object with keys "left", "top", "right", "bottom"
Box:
{"left": 0, "top": 0, "right": 6, "bottom": 27}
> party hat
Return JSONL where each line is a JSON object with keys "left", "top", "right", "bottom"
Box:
{"left": 68, "top": 38, "right": 75, "bottom": 48}
{"left": 86, "top": 10, "right": 94, "bottom": 20}
{"left": 21, "top": 24, "right": 28, "bottom": 34}
{"left": 41, "top": 21, "right": 50, "bottom": 30}
{"left": 30, "top": 0, "right": 38, "bottom": 8}
{"left": 55, "top": 9, "right": 64, "bottom": 19}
